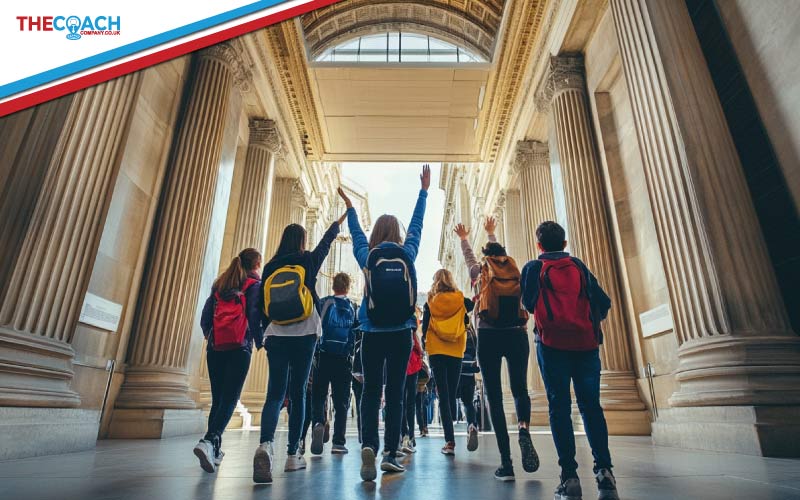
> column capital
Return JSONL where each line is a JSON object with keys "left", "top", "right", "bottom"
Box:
{"left": 198, "top": 41, "right": 252, "bottom": 92}
{"left": 248, "top": 118, "right": 282, "bottom": 154}
{"left": 547, "top": 54, "right": 586, "bottom": 96}
{"left": 512, "top": 140, "right": 549, "bottom": 173}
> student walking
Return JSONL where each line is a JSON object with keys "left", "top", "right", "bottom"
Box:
{"left": 337, "top": 164, "right": 430, "bottom": 481}
{"left": 196, "top": 248, "right": 265, "bottom": 473}
{"left": 421, "top": 269, "right": 473, "bottom": 455}
{"left": 252, "top": 215, "right": 344, "bottom": 484}
{"left": 459, "top": 322, "right": 480, "bottom": 451}
{"left": 401, "top": 330, "right": 424, "bottom": 454}
{"left": 521, "top": 221, "right": 619, "bottom": 500}
{"left": 455, "top": 216, "right": 539, "bottom": 481}
{"left": 310, "top": 272, "right": 358, "bottom": 455}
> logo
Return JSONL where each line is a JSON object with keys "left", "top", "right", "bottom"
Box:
{"left": 16, "top": 16, "right": 122, "bottom": 40}
{"left": 65, "top": 16, "right": 81, "bottom": 40}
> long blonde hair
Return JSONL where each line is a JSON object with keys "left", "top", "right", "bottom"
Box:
{"left": 428, "top": 269, "right": 458, "bottom": 302}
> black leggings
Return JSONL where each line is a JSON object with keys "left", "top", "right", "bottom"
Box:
{"left": 402, "top": 370, "right": 419, "bottom": 439}
{"left": 477, "top": 328, "right": 530, "bottom": 462}
{"left": 459, "top": 375, "right": 478, "bottom": 427}
{"left": 429, "top": 354, "right": 463, "bottom": 443}
{"left": 205, "top": 349, "right": 251, "bottom": 441}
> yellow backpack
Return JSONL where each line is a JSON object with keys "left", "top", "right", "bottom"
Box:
{"left": 429, "top": 291, "right": 467, "bottom": 343}
{"left": 263, "top": 265, "right": 314, "bottom": 325}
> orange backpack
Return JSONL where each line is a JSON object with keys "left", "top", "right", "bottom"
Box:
{"left": 477, "top": 256, "right": 528, "bottom": 327}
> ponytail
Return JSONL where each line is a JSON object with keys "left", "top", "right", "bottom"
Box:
{"left": 213, "top": 247, "right": 262, "bottom": 294}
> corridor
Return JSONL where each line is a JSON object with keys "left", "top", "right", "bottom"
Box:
{"left": 3, "top": 427, "right": 799, "bottom": 500}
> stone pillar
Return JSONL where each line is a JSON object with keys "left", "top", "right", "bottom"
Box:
{"left": 546, "top": 55, "right": 649, "bottom": 435}
{"left": 511, "top": 140, "right": 558, "bottom": 426}
{"left": 610, "top": 0, "right": 800, "bottom": 455}
{"left": 111, "top": 43, "right": 250, "bottom": 438}
{"left": 264, "top": 178, "right": 295, "bottom": 258}
{"left": 290, "top": 181, "right": 308, "bottom": 226}
{"left": 0, "top": 74, "right": 141, "bottom": 409}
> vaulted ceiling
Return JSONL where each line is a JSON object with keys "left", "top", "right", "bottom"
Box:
{"left": 301, "top": 0, "right": 506, "bottom": 61}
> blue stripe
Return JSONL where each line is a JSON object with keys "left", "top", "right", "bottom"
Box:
{"left": 0, "top": 0, "right": 289, "bottom": 99}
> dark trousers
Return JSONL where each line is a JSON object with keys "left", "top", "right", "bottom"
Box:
{"left": 458, "top": 374, "right": 478, "bottom": 427}
{"left": 311, "top": 352, "right": 353, "bottom": 445}
{"left": 401, "top": 370, "right": 419, "bottom": 439}
{"left": 288, "top": 386, "right": 312, "bottom": 443}
{"left": 477, "top": 328, "right": 531, "bottom": 462}
{"left": 352, "top": 378, "right": 363, "bottom": 443}
{"left": 205, "top": 349, "right": 251, "bottom": 442}
{"left": 360, "top": 330, "right": 412, "bottom": 456}
{"left": 429, "top": 354, "right": 462, "bottom": 443}
{"left": 415, "top": 390, "right": 428, "bottom": 432}
{"left": 537, "top": 343, "right": 612, "bottom": 474}
{"left": 260, "top": 334, "right": 317, "bottom": 454}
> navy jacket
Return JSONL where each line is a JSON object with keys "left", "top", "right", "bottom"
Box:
{"left": 200, "top": 271, "right": 266, "bottom": 352}
{"left": 520, "top": 251, "right": 611, "bottom": 344}
{"left": 260, "top": 221, "right": 340, "bottom": 316}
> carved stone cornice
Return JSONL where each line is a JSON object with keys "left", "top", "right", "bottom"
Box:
{"left": 248, "top": 118, "right": 283, "bottom": 154}
{"left": 512, "top": 140, "right": 549, "bottom": 173}
{"left": 547, "top": 54, "right": 586, "bottom": 96}
{"left": 199, "top": 41, "right": 253, "bottom": 92}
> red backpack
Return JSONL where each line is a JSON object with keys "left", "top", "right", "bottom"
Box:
{"left": 534, "top": 258, "right": 597, "bottom": 351}
{"left": 212, "top": 278, "right": 257, "bottom": 351}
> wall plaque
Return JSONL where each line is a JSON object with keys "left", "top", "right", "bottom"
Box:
{"left": 639, "top": 303, "right": 673, "bottom": 338}
{"left": 79, "top": 293, "right": 123, "bottom": 332}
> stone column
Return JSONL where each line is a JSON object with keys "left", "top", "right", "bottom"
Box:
{"left": 610, "top": 0, "right": 800, "bottom": 455}
{"left": 111, "top": 43, "right": 250, "bottom": 438}
{"left": 0, "top": 74, "right": 141, "bottom": 411}
{"left": 546, "top": 55, "right": 649, "bottom": 435}
{"left": 511, "top": 140, "right": 558, "bottom": 426}
{"left": 264, "top": 178, "right": 295, "bottom": 258}
{"left": 290, "top": 181, "right": 308, "bottom": 226}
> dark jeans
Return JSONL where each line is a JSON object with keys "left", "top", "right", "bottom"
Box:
{"left": 415, "top": 390, "right": 428, "bottom": 432}
{"left": 477, "top": 328, "right": 531, "bottom": 462}
{"left": 360, "top": 330, "right": 412, "bottom": 456}
{"left": 205, "top": 349, "right": 251, "bottom": 442}
{"left": 401, "top": 370, "right": 419, "bottom": 439}
{"left": 352, "top": 378, "right": 363, "bottom": 443}
{"left": 459, "top": 375, "right": 478, "bottom": 427}
{"left": 537, "top": 343, "right": 612, "bottom": 474}
{"left": 288, "top": 385, "right": 312, "bottom": 443}
{"left": 260, "top": 334, "right": 317, "bottom": 454}
{"left": 429, "top": 354, "right": 462, "bottom": 443}
{"left": 311, "top": 352, "right": 353, "bottom": 445}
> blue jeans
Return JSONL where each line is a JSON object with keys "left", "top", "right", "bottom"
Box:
{"left": 260, "top": 334, "right": 317, "bottom": 454}
{"left": 536, "top": 343, "right": 612, "bottom": 474}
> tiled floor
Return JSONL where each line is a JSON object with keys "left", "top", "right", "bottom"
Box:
{"left": 2, "top": 425, "right": 800, "bottom": 500}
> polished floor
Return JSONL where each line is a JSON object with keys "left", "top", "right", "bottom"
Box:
{"left": 2, "top": 424, "right": 800, "bottom": 500}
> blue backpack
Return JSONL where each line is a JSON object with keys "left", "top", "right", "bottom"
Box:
{"left": 319, "top": 297, "right": 356, "bottom": 355}
{"left": 365, "top": 244, "right": 417, "bottom": 327}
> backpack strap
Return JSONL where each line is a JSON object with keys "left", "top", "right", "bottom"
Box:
{"left": 539, "top": 262, "right": 555, "bottom": 321}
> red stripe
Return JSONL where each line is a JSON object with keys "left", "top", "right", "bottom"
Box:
{"left": 0, "top": 0, "right": 339, "bottom": 117}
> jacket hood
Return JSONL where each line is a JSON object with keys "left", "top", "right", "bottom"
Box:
{"left": 429, "top": 291, "right": 465, "bottom": 318}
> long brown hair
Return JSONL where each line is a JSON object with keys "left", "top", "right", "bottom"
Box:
{"left": 368, "top": 214, "right": 404, "bottom": 249}
{"left": 428, "top": 268, "right": 458, "bottom": 302}
{"left": 214, "top": 248, "right": 262, "bottom": 293}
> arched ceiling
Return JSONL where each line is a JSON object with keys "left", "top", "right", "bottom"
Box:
{"left": 301, "top": 0, "right": 507, "bottom": 61}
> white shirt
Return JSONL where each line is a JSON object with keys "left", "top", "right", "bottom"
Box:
{"left": 264, "top": 309, "right": 322, "bottom": 337}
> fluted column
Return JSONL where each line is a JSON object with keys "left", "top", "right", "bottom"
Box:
{"left": 264, "top": 178, "right": 295, "bottom": 258}
{"left": 546, "top": 55, "right": 648, "bottom": 434}
{"left": 113, "top": 43, "right": 250, "bottom": 422}
{"left": 0, "top": 75, "right": 141, "bottom": 407}
{"left": 215, "top": 119, "right": 281, "bottom": 427}
{"left": 511, "top": 141, "right": 558, "bottom": 426}
{"left": 610, "top": 0, "right": 799, "bottom": 455}
{"left": 290, "top": 181, "right": 308, "bottom": 226}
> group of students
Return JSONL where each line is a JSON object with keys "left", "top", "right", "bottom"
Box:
{"left": 195, "top": 165, "right": 619, "bottom": 500}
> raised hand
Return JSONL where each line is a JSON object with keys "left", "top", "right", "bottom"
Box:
{"left": 484, "top": 216, "right": 497, "bottom": 236}
{"left": 454, "top": 223, "right": 470, "bottom": 241}
{"left": 337, "top": 186, "right": 353, "bottom": 208}
{"left": 420, "top": 164, "right": 431, "bottom": 191}
{"left": 337, "top": 212, "right": 347, "bottom": 226}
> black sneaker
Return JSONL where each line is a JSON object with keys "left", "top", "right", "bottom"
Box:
{"left": 494, "top": 461, "right": 515, "bottom": 481}
{"left": 518, "top": 427, "right": 540, "bottom": 473}
{"left": 380, "top": 454, "right": 406, "bottom": 473}
{"left": 310, "top": 422, "right": 325, "bottom": 455}
{"left": 555, "top": 475, "right": 582, "bottom": 500}
{"left": 595, "top": 468, "right": 619, "bottom": 500}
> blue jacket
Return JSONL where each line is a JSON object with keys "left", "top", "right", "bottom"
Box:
{"left": 520, "top": 251, "right": 611, "bottom": 344}
{"left": 348, "top": 189, "right": 427, "bottom": 332}
{"left": 200, "top": 271, "right": 266, "bottom": 352}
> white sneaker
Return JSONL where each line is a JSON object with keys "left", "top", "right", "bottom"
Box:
{"left": 284, "top": 453, "right": 307, "bottom": 472}
{"left": 401, "top": 436, "right": 416, "bottom": 454}
{"left": 253, "top": 441, "right": 274, "bottom": 483}
{"left": 193, "top": 439, "right": 216, "bottom": 473}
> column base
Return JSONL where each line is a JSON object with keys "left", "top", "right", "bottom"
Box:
{"left": 652, "top": 405, "right": 800, "bottom": 457}
{"left": 0, "top": 407, "right": 99, "bottom": 460}
{"left": 114, "top": 367, "right": 197, "bottom": 410}
{"left": 247, "top": 410, "right": 263, "bottom": 427}
{"left": 108, "top": 408, "right": 206, "bottom": 439}
{"left": 530, "top": 391, "right": 549, "bottom": 426}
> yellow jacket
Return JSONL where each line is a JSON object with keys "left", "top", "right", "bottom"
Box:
{"left": 424, "top": 291, "right": 467, "bottom": 358}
